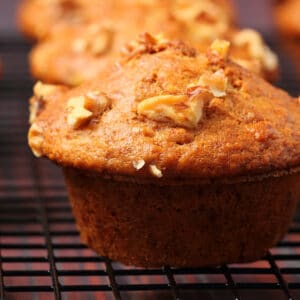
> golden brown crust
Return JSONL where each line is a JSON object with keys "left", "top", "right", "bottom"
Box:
{"left": 65, "top": 167, "right": 300, "bottom": 267}
{"left": 273, "top": 0, "right": 300, "bottom": 37}
{"left": 28, "top": 38, "right": 300, "bottom": 181}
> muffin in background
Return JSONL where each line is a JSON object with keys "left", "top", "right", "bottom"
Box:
{"left": 273, "top": 0, "right": 300, "bottom": 80}
{"left": 28, "top": 0, "right": 278, "bottom": 86}
{"left": 28, "top": 35, "right": 300, "bottom": 267}
{"left": 17, "top": 0, "right": 236, "bottom": 41}
{"left": 17, "top": 0, "right": 118, "bottom": 41}
{"left": 273, "top": 0, "right": 300, "bottom": 37}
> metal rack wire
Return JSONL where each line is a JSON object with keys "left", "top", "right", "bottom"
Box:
{"left": 1, "top": 34, "right": 300, "bottom": 300}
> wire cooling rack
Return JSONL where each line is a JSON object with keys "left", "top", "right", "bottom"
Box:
{"left": 1, "top": 33, "right": 300, "bottom": 300}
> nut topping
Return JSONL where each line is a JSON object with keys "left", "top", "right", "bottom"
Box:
{"left": 210, "top": 39, "right": 230, "bottom": 60}
{"left": 133, "top": 160, "right": 146, "bottom": 170}
{"left": 149, "top": 164, "right": 163, "bottom": 178}
{"left": 137, "top": 94, "right": 204, "bottom": 128}
{"left": 33, "top": 81, "right": 59, "bottom": 99}
{"left": 28, "top": 123, "right": 44, "bottom": 157}
{"left": 67, "top": 96, "right": 93, "bottom": 129}
{"left": 171, "top": 0, "right": 230, "bottom": 40}
{"left": 232, "top": 29, "right": 278, "bottom": 71}
{"left": 198, "top": 69, "right": 228, "bottom": 97}
{"left": 67, "top": 92, "right": 110, "bottom": 129}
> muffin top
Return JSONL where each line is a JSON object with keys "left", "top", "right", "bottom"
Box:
{"left": 29, "top": 0, "right": 277, "bottom": 86}
{"left": 18, "top": 0, "right": 235, "bottom": 41}
{"left": 29, "top": 1, "right": 184, "bottom": 85}
{"left": 273, "top": 0, "right": 300, "bottom": 37}
{"left": 28, "top": 35, "right": 300, "bottom": 183}
{"left": 17, "top": 0, "right": 116, "bottom": 40}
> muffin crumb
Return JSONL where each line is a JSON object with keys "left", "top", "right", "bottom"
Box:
{"left": 133, "top": 160, "right": 146, "bottom": 170}
{"left": 29, "top": 97, "right": 45, "bottom": 124}
{"left": 149, "top": 164, "right": 163, "bottom": 178}
{"left": 121, "top": 32, "right": 169, "bottom": 60}
{"left": 72, "top": 25, "right": 113, "bottom": 56}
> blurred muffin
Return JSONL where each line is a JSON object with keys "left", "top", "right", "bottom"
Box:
{"left": 273, "top": 0, "right": 300, "bottom": 79}
{"left": 28, "top": 35, "right": 300, "bottom": 267}
{"left": 29, "top": 1, "right": 182, "bottom": 85}
{"left": 29, "top": 0, "right": 277, "bottom": 85}
{"left": 17, "top": 0, "right": 235, "bottom": 41}
{"left": 273, "top": 0, "right": 300, "bottom": 37}
{"left": 17, "top": 0, "right": 117, "bottom": 40}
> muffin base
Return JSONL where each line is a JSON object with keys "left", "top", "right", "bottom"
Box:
{"left": 64, "top": 167, "right": 300, "bottom": 268}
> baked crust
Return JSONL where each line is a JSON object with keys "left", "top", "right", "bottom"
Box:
{"left": 65, "top": 167, "right": 300, "bottom": 267}
{"left": 28, "top": 37, "right": 300, "bottom": 181}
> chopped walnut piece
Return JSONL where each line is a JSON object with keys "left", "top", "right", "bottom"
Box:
{"left": 29, "top": 98, "right": 45, "bottom": 124}
{"left": 210, "top": 39, "right": 230, "bottom": 60}
{"left": 67, "top": 96, "right": 93, "bottom": 129}
{"left": 198, "top": 70, "right": 228, "bottom": 97}
{"left": 232, "top": 29, "right": 278, "bottom": 72}
{"left": 28, "top": 123, "right": 44, "bottom": 157}
{"left": 85, "top": 91, "right": 111, "bottom": 116}
{"left": 67, "top": 92, "right": 110, "bottom": 129}
{"left": 171, "top": 0, "right": 230, "bottom": 40}
{"left": 149, "top": 164, "right": 163, "bottom": 178}
{"left": 31, "top": 81, "right": 60, "bottom": 124}
{"left": 90, "top": 29, "right": 113, "bottom": 56}
{"left": 137, "top": 93, "right": 204, "bottom": 129}
{"left": 33, "top": 81, "right": 59, "bottom": 99}
{"left": 72, "top": 24, "right": 113, "bottom": 56}
{"left": 133, "top": 160, "right": 146, "bottom": 170}
{"left": 121, "top": 33, "right": 169, "bottom": 60}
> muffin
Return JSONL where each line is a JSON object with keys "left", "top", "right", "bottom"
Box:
{"left": 28, "top": 1, "right": 277, "bottom": 85}
{"left": 17, "top": 0, "right": 235, "bottom": 41}
{"left": 17, "top": 0, "right": 117, "bottom": 40}
{"left": 273, "top": 0, "right": 300, "bottom": 37}
{"left": 28, "top": 36, "right": 300, "bottom": 267}
{"left": 28, "top": 1, "right": 183, "bottom": 86}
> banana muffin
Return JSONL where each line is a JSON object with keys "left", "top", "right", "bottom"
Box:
{"left": 29, "top": 1, "right": 277, "bottom": 86}
{"left": 18, "top": 0, "right": 235, "bottom": 41}
{"left": 273, "top": 0, "right": 300, "bottom": 37}
{"left": 28, "top": 1, "right": 183, "bottom": 86}
{"left": 17, "top": 0, "right": 116, "bottom": 40}
{"left": 28, "top": 36, "right": 300, "bottom": 267}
